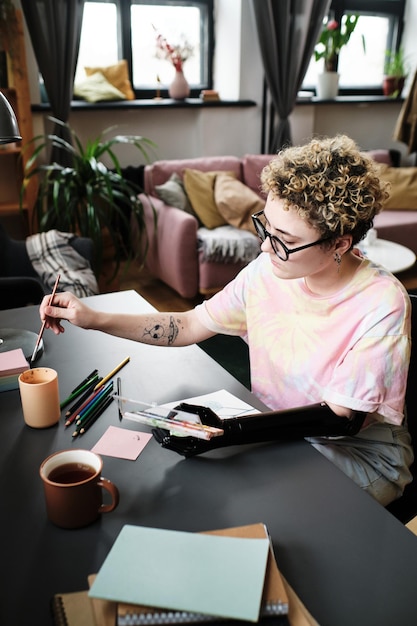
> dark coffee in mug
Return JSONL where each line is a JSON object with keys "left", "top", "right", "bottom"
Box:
{"left": 48, "top": 462, "right": 96, "bottom": 484}
{"left": 40, "top": 449, "right": 119, "bottom": 529}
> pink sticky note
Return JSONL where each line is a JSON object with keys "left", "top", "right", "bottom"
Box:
{"left": 91, "top": 425, "right": 152, "bottom": 460}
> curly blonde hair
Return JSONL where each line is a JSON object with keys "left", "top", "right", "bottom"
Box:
{"left": 261, "top": 135, "right": 389, "bottom": 246}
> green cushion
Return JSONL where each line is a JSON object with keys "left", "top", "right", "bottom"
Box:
{"left": 155, "top": 173, "right": 196, "bottom": 216}
{"left": 74, "top": 71, "right": 126, "bottom": 103}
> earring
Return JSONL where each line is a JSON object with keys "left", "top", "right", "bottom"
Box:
{"left": 334, "top": 252, "right": 341, "bottom": 272}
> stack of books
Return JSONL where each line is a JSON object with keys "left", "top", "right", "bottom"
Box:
{"left": 51, "top": 524, "right": 318, "bottom": 626}
{"left": 199, "top": 90, "right": 220, "bottom": 102}
{"left": 0, "top": 348, "right": 29, "bottom": 392}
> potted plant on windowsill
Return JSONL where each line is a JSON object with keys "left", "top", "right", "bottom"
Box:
{"left": 21, "top": 117, "right": 157, "bottom": 281}
{"left": 314, "top": 14, "right": 364, "bottom": 99}
{"left": 383, "top": 48, "right": 408, "bottom": 98}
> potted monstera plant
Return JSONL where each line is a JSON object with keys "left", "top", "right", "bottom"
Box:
{"left": 22, "top": 117, "right": 157, "bottom": 279}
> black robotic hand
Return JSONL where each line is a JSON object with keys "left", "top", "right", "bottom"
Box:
{"left": 152, "top": 401, "right": 367, "bottom": 458}
{"left": 152, "top": 403, "right": 231, "bottom": 458}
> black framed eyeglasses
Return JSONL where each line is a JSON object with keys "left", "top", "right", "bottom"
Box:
{"left": 251, "top": 210, "right": 331, "bottom": 261}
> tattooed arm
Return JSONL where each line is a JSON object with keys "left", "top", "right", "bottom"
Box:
{"left": 39, "top": 291, "right": 215, "bottom": 346}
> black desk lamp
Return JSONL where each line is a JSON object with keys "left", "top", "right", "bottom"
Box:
{"left": 0, "top": 90, "right": 22, "bottom": 144}
{"left": 0, "top": 91, "right": 43, "bottom": 362}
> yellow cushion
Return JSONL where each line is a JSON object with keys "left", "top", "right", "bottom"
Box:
{"left": 375, "top": 163, "right": 417, "bottom": 210}
{"left": 183, "top": 169, "right": 229, "bottom": 229}
{"left": 84, "top": 60, "right": 135, "bottom": 100}
{"left": 214, "top": 173, "right": 264, "bottom": 233}
{"left": 73, "top": 71, "right": 126, "bottom": 103}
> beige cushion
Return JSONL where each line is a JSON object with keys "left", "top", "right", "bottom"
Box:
{"left": 73, "top": 71, "right": 126, "bottom": 103}
{"left": 84, "top": 60, "right": 135, "bottom": 100}
{"left": 375, "top": 163, "right": 417, "bottom": 210}
{"left": 183, "top": 169, "right": 229, "bottom": 229}
{"left": 214, "top": 173, "right": 264, "bottom": 233}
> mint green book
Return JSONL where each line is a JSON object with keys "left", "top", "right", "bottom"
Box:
{"left": 89, "top": 525, "right": 270, "bottom": 622}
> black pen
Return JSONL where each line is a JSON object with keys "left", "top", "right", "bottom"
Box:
{"left": 117, "top": 377, "right": 123, "bottom": 420}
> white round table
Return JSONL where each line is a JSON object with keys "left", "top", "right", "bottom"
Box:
{"left": 358, "top": 239, "right": 416, "bottom": 274}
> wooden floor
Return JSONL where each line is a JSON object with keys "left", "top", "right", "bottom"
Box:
{"left": 101, "top": 261, "right": 204, "bottom": 312}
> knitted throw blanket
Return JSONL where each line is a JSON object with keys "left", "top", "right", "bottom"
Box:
{"left": 198, "top": 225, "right": 260, "bottom": 263}
{"left": 26, "top": 230, "right": 99, "bottom": 297}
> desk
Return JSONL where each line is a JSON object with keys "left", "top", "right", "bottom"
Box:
{"left": 2, "top": 290, "right": 417, "bottom": 626}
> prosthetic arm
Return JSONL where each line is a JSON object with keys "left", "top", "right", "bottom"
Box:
{"left": 152, "top": 402, "right": 367, "bottom": 457}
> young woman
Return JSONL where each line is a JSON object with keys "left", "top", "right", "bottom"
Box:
{"left": 39, "top": 135, "right": 413, "bottom": 506}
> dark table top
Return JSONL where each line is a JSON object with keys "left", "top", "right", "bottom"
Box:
{"left": 1, "top": 290, "right": 417, "bottom": 626}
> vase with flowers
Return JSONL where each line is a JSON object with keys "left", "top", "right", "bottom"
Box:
{"left": 155, "top": 30, "right": 193, "bottom": 100}
{"left": 314, "top": 14, "right": 363, "bottom": 99}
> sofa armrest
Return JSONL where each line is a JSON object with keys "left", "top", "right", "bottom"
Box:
{"left": 136, "top": 194, "right": 200, "bottom": 299}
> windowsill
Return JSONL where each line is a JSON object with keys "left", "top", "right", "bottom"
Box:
{"left": 31, "top": 98, "right": 257, "bottom": 112}
{"left": 31, "top": 95, "right": 403, "bottom": 112}
{"left": 296, "top": 94, "right": 404, "bottom": 105}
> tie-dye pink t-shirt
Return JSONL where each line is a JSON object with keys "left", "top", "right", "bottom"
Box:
{"left": 195, "top": 252, "right": 410, "bottom": 425}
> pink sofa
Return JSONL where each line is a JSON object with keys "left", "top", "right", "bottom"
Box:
{"left": 138, "top": 154, "right": 273, "bottom": 299}
{"left": 137, "top": 151, "right": 417, "bottom": 299}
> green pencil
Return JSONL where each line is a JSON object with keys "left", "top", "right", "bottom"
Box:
{"left": 60, "top": 372, "right": 100, "bottom": 410}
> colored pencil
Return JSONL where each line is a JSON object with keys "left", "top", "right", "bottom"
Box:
{"left": 64, "top": 375, "right": 102, "bottom": 416}
{"left": 93, "top": 357, "right": 130, "bottom": 391}
{"left": 60, "top": 372, "right": 100, "bottom": 410}
{"left": 30, "top": 274, "right": 60, "bottom": 364}
{"left": 75, "top": 381, "right": 114, "bottom": 425}
{"left": 76, "top": 396, "right": 114, "bottom": 437}
{"left": 72, "top": 387, "right": 114, "bottom": 437}
{"left": 69, "top": 369, "right": 98, "bottom": 396}
{"left": 64, "top": 377, "right": 104, "bottom": 426}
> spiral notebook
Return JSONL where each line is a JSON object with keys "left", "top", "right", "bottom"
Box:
{"left": 51, "top": 589, "right": 96, "bottom": 626}
{"left": 89, "top": 524, "right": 270, "bottom": 622}
{"left": 51, "top": 524, "right": 319, "bottom": 626}
{"left": 116, "top": 523, "right": 289, "bottom": 626}
{"left": 51, "top": 523, "right": 281, "bottom": 626}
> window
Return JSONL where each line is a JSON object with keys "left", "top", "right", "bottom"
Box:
{"left": 76, "top": 0, "right": 214, "bottom": 99}
{"left": 302, "top": 0, "right": 406, "bottom": 95}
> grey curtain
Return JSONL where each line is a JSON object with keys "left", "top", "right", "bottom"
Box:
{"left": 251, "top": 0, "right": 330, "bottom": 152}
{"left": 21, "top": 0, "right": 85, "bottom": 165}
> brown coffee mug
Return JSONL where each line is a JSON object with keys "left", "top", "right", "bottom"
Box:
{"left": 19, "top": 367, "right": 60, "bottom": 428}
{"left": 39, "top": 449, "right": 119, "bottom": 529}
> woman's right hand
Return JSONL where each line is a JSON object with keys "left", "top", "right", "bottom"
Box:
{"left": 39, "top": 291, "right": 95, "bottom": 334}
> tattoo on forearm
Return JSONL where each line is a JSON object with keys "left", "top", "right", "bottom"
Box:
{"left": 143, "top": 316, "right": 180, "bottom": 345}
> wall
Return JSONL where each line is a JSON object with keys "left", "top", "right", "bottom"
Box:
{"left": 19, "top": 0, "right": 417, "bottom": 166}
{"left": 290, "top": 100, "right": 404, "bottom": 154}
